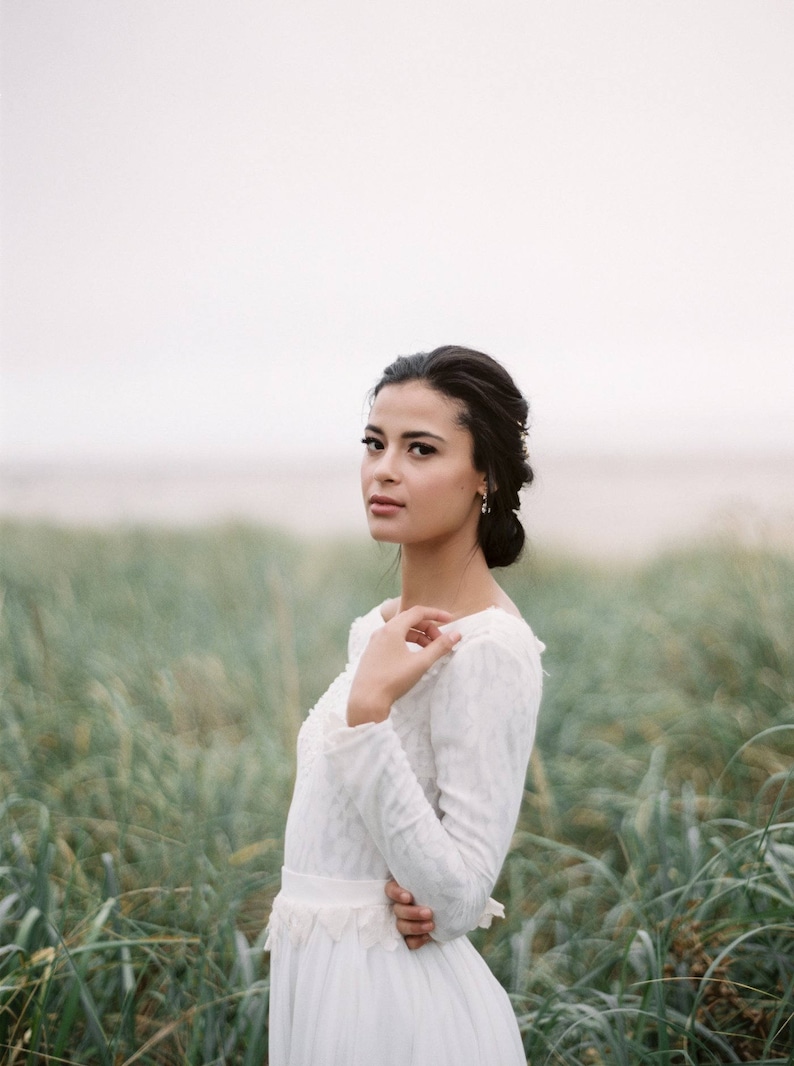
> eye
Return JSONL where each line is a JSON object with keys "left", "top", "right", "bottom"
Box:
{"left": 361, "top": 436, "right": 384, "bottom": 452}
{"left": 409, "top": 442, "right": 436, "bottom": 457}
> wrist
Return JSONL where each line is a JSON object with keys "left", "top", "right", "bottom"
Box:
{"left": 346, "top": 697, "right": 391, "bottom": 727}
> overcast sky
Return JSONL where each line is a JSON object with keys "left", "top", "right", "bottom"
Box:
{"left": 2, "top": 0, "right": 793, "bottom": 465}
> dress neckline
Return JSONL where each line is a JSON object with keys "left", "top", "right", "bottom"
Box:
{"left": 377, "top": 601, "right": 526, "bottom": 628}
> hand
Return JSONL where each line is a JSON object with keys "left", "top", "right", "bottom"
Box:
{"left": 347, "top": 606, "right": 461, "bottom": 726}
{"left": 385, "top": 879, "right": 435, "bottom": 950}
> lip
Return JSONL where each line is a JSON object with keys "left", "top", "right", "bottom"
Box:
{"left": 369, "top": 494, "right": 404, "bottom": 516}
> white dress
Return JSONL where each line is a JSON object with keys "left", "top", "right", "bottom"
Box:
{"left": 265, "top": 604, "right": 545, "bottom": 1066}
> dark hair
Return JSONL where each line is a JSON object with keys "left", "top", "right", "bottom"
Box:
{"left": 372, "top": 345, "right": 534, "bottom": 568}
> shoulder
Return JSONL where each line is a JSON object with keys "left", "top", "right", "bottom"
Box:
{"left": 430, "top": 610, "right": 544, "bottom": 741}
{"left": 438, "top": 607, "right": 545, "bottom": 692}
{"left": 451, "top": 607, "right": 544, "bottom": 660}
{"left": 346, "top": 601, "right": 388, "bottom": 662}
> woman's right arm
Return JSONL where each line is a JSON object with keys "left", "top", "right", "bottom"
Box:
{"left": 327, "top": 625, "right": 542, "bottom": 942}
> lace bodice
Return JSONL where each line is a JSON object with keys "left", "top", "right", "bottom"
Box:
{"left": 281, "top": 604, "right": 544, "bottom": 943}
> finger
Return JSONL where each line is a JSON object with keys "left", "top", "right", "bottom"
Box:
{"left": 406, "top": 619, "right": 447, "bottom": 641}
{"left": 396, "top": 917, "right": 434, "bottom": 936}
{"left": 406, "top": 628, "right": 431, "bottom": 648}
{"left": 406, "top": 618, "right": 459, "bottom": 653}
{"left": 393, "top": 903, "right": 433, "bottom": 922}
{"left": 405, "top": 934, "right": 432, "bottom": 950}
{"left": 396, "top": 605, "right": 454, "bottom": 636}
{"left": 384, "top": 879, "right": 413, "bottom": 905}
{"left": 416, "top": 628, "right": 461, "bottom": 666}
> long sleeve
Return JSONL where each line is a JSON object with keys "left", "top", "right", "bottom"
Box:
{"left": 324, "top": 619, "right": 543, "bottom": 942}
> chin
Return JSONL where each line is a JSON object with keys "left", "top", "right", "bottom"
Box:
{"left": 367, "top": 524, "right": 402, "bottom": 545}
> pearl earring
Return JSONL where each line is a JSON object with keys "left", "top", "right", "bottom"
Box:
{"left": 481, "top": 492, "right": 490, "bottom": 515}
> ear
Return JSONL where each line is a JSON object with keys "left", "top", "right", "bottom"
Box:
{"left": 477, "top": 469, "right": 495, "bottom": 497}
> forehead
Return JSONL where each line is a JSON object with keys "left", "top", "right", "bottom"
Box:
{"left": 369, "top": 381, "right": 467, "bottom": 434}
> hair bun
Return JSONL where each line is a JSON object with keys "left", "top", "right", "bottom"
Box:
{"left": 480, "top": 509, "right": 526, "bottom": 569}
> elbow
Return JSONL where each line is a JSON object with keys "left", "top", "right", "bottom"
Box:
{"left": 430, "top": 921, "right": 472, "bottom": 944}
{"left": 428, "top": 884, "right": 492, "bottom": 943}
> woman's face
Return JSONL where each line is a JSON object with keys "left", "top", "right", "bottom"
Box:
{"left": 361, "top": 381, "right": 487, "bottom": 550}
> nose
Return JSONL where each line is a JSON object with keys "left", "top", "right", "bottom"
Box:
{"left": 372, "top": 446, "right": 398, "bottom": 484}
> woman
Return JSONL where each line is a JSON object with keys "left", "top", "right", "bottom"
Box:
{"left": 265, "top": 346, "right": 544, "bottom": 1065}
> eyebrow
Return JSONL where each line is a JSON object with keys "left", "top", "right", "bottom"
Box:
{"left": 365, "top": 423, "right": 446, "bottom": 443}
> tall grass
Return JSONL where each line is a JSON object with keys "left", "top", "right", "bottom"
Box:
{"left": 1, "top": 522, "right": 792, "bottom": 1063}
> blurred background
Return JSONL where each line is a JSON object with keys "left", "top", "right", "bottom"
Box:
{"left": 3, "top": 7, "right": 794, "bottom": 1060}
{"left": 2, "top": 0, "right": 793, "bottom": 556}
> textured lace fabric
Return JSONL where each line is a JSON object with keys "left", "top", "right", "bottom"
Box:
{"left": 267, "top": 892, "right": 402, "bottom": 950}
{"left": 271, "top": 604, "right": 545, "bottom": 946}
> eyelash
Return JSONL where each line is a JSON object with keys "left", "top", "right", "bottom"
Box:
{"left": 360, "top": 437, "right": 436, "bottom": 457}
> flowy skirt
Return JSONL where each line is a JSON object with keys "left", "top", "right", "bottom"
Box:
{"left": 266, "top": 869, "right": 526, "bottom": 1066}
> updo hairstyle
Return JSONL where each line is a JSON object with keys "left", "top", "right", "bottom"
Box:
{"left": 372, "top": 345, "right": 534, "bottom": 568}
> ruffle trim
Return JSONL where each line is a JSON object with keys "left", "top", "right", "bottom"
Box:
{"left": 265, "top": 895, "right": 401, "bottom": 952}
{"left": 476, "top": 896, "right": 505, "bottom": 929}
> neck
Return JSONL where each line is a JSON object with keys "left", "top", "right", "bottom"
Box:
{"left": 398, "top": 536, "right": 498, "bottom": 620}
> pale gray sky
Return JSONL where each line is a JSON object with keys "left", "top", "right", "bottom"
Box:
{"left": 2, "top": 0, "right": 793, "bottom": 464}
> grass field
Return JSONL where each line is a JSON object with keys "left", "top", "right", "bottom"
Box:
{"left": 1, "top": 522, "right": 793, "bottom": 1064}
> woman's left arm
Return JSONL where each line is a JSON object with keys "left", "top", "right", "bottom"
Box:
{"left": 326, "top": 627, "right": 543, "bottom": 942}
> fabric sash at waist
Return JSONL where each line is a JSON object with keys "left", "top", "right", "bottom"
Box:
{"left": 279, "top": 867, "right": 389, "bottom": 909}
